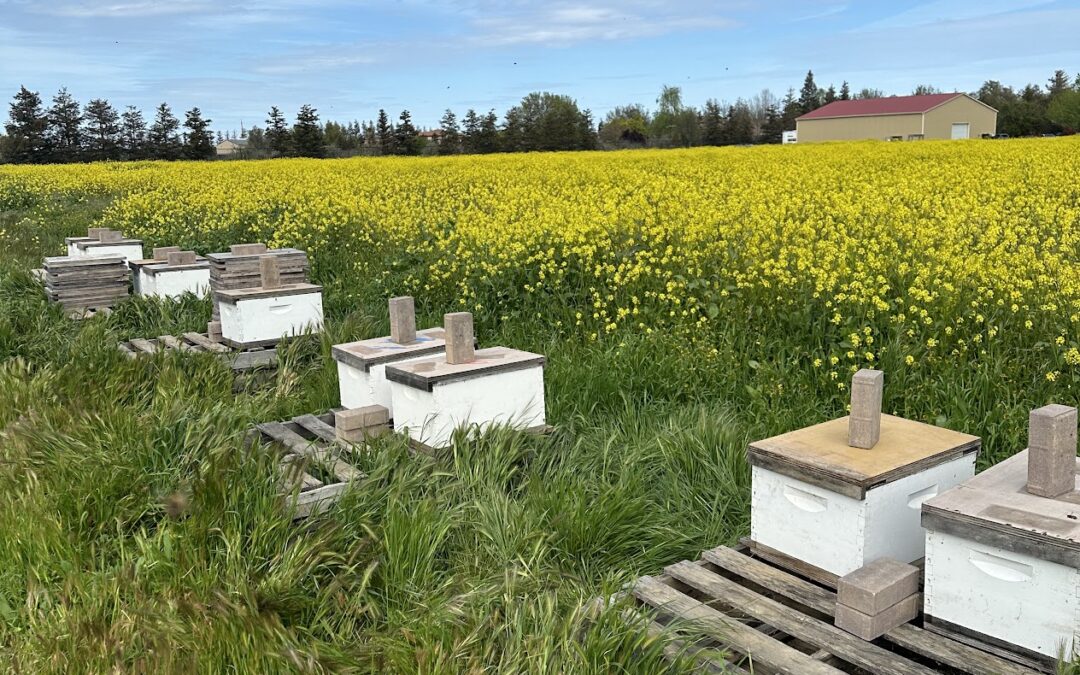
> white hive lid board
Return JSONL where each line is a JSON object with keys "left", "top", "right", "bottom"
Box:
{"left": 332, "top": 327, "right": 448, "bottom": 371}
{"left": 64, "top": 236, "right": 94, "bottom": 245}
{"left": 922, "top": 450, "right": 1080, "bottom": 567}
{"left": 748, "top": 414, "right": 980, "bottom": 499}
{"left": 214, "top": 283, "right": 322, "bottom": 304}
{"left": 384, "top": 346, "right": 545, "bottom": 392}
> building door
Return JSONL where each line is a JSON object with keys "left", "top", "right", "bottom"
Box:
{"left": 951, "top": 123, "right": 970, "bottom": 140}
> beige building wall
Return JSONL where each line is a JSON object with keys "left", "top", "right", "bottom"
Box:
{"left": 796, "top": 113, "right": 924, "bottom": 142}
{"left": 922, "top": 96, "right": 997, "bottom": 139}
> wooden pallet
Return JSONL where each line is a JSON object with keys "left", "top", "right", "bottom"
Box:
{"left": 249, "top": 411, "right": 377, "bottom": 519}
{"left": 630, "top": 544, "right": 1044, "bottom": 675}
{"left": 117, "top": 332, "right": 278, "bottom": 371}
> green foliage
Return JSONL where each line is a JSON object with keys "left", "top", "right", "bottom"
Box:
{"left": 292, "top": 105, "right": 326, "bottom": 159}
{"left": 1048, "top": 90, "right": 1080, "bottom": 132}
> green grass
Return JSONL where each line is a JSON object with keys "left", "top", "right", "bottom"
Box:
{"left": 0, "top": 197, "right": 1072, "bottom": 672}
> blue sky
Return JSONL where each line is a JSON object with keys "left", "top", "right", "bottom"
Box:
{"left": 1, "top": 0, "right": 1077, "bottom": 132}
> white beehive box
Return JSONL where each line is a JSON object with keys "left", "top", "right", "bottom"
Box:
{"left": 65, "top": 236, "right": 94, "bottom": 257}
{"left": 73, "top": 236, "right": 144, "bottom": 262}
{"left": 216, "top": 283, "right": 324, "bottom": 349}
{"left": 385, "top": 346, "right": 546, "bottom": 450}
{"left": 923, "top": 441, "right": 1080, "bottom": 662}
{"left": 333, "top": 327, "right": 448, "bottom": 415}
{"left": 749, "top": 403, "right": 979, "bottom": 582}
{"left": 140, "top": 260, "right": 210, "bottom": 299}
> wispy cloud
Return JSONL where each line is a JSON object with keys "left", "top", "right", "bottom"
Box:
{"left": 40, "top": 1, "right": 216, "bottom": 18}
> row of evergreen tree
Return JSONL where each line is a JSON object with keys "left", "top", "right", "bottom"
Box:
{"left": 4, "top": 68, "right": 1079, "bottom": 164}
{"left": 2, "top": 87, "right": 215, "bottom": 163}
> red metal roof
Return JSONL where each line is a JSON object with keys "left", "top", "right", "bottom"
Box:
{"left": 796, "top": 93, "right": 962, "bottom": 120}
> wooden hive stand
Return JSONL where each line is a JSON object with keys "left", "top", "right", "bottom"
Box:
{"left": 248, "top": 411, "right": 378, "bottom": 519}
{"left": 117, "top": 331, "right": 278, "bottom": 371}
{"left": 629, "top": 543, "right": 1045, "bottom": 674}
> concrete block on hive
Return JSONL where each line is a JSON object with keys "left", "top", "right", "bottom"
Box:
{"left": 259, "top": 255, "right": 281, "bottom": 289}
{"left": 166, "top": 250, "right": 198, "bottom": 266}
{"left": 389, "top": 296, "right": 417, "bottom": 344}
{"left": 837, "top": 557, "right": 919, "bottom": 615}
{"left": 849, "top": 369, "right": 883, "bottom": 449}
{"left": 749, "top": 371, "right": 979, "bottom": 579}
{"left": 88, "top": 227, "right": 110, "bottom": 240}
{"left": 444, "top": 312, "right": 475, "bottom": 364}
{"left": 835, "top": 594, "right": 920, "bottom": 641}
{"left": 98, "top": 229, "right": 122, "bottom": 243}
{"left": 1027, "top": 404, "right": 1077, "bottom": 498}
{"left": 230, "top": 243, "right": 267, "bottom": 256}
{"left": 332, "top": 299, "right": 449, "bottom": 415}
{"left": 153, "top": 246, "right": 181, "bottom": 260}
{"left": 207, "top": 321, "right": 222, "bottom": 342}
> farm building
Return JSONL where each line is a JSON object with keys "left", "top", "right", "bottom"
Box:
{"left": 795, "top": 93, "right": 997, "bottom": 142}
{"left": 215, "top": 138, "right": 249, "bottom": 156}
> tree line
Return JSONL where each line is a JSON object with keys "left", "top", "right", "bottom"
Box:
{"left": 3, "top": 68, "right": 1078, "bottom": 164}
{"left": 2, "top": 87, "right": 214, "bottom": 163}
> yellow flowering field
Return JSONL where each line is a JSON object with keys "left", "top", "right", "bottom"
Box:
{"left": 2, "top": 138, "right": 1079, "bottom": 382}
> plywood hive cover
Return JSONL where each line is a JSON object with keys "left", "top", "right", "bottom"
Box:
{"left": 748, "top": 414, "right": 979, "bottom": 497}
{"left": 922, "top": 450, "right": 1080, "bottom": 565}
{"left": 215, "top": 283, "right": 322, "bottom": 304}
{"left": 332, "top": 327, "right": 448, "bottom": 371}
{"left": 384, "top": 346, "right": 545, "bottom": 391}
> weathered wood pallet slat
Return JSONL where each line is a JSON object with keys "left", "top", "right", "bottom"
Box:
{"left": 251, "top": 411, "right": 380, "bottom": 519}
{"left": 116, "top": 331, "right": 277, "bottom": 371}
{"left": 629, "top": 545, "right": 1044, "bottom": 675}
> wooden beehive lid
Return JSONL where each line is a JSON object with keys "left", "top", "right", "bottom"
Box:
{"left": 384, "top": 346, "right": 545, "bottom": 391}
{"left": 922, "top": 450, "right": 1080, "bottom": 566}
{"left": 75, "top": 238, "right": 142, "bottom": 249}
{"left": 44, "top": 255, "right": 126, "bottom": 268}
{"left": 64, "top": 236, "right": 94, "bottom": 245}
{"left": 142, "top": 258, "right": 209, "bottom": 275}
{"left": 748, "top": 414, "right": 980, "bottom": 499}
{"left": 332, "top": 327, "right": 448, "bottom": 371}
{"left": 205, "top": 248, "right": 305, "bottom": 263}
{"left": 215, "top": 283, "right": 322, "bottom": 304}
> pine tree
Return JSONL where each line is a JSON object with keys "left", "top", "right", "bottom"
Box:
{"left": 147, "top": 103, "right": 182, "bottom": 160}
{"left": 839, "top": 81, "right": 851, "bottom": 101}
{"left": 375, "top": 109, "right": 394, "bottom": 155}
{"left": 182, "top": 107, "right": 214, "bottom": 160}
{"left": 799, "top": 70, "right": 821, "bottom": 113}
{"left": 701, "top": 99, "right": 725, "bottom": 146}
{"left": 760, "top": 104, "right": 785, "bottom": 143}
{"left": 120, "top": 106, "right": 147, "bottom": 160}
{"left": 823, "top": 85, "right": 837, "bottom": 104}
{"left": 48, "top": 88, "right": 82, "bottom": 162}
{"left": 727, "top": 102, "right": 755, "bottom": 144}
{"left": 394, "top": 110, "right": 419, "bottom": 155}
{"left": 478, "top": 110, "right": 500, "bottom": 153}
{"left": 461, "top": 109, "right": 481, "bottom": 153}
{"left": 83, "top": 98, "right": 121, "bottom": 161}
{"left": 1047, "top": 69, "right": 1071, "bottom": 97}
{"left": 292, "top": 105, "right": 326, "bottom": 158}
{"left": 438, "top": 109, "right": 461, "bottom": 154}
{"left": 5, "top": 86, "right": 50, "bottom": 164}
{"left": 265, "top": 106, "right": 291, "bottom": 156}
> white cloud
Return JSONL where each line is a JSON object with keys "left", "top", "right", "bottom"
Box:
{"left": 42, "top": 1, "right": 216, "bottom": 18}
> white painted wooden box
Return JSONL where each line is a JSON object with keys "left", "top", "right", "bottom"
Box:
{"left": 140, "top": 261, "right": 210, "bottom": 299}
{"left": 332, "top": 327, "right": 448, "bottom": 415}
{"left": 216, "top": 283, "right": 324, "bottom": 348}
{"left": 748, "top": 414, "right": 979, "bottom": 580}
{"left": 73, "top": 239, "right": 145, "bottom": 262}
{"left": 922, "top": 450, "right": 1080, "bottom": 662}
{"left": 65, "top": 236, "right": 93, "bottom": 257}
{"left": 385, "top": 347, "right": 546, "bottom": 449}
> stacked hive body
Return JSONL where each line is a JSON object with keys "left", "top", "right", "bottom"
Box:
{"left": 43, "top": 255, "right": 130, "bottom": 311}
{"left": 216, "top": 254, "right": 323, "bottom": 349}
{"left": 922, "top": 404, "right": 1080, "bottom": 664}
{"left": 748, "top": 370, "right": 980, "bottom": 582}
{"left": 139, "top": 251, "right": 210, "bottom": 299}
{"left": 385, "top": 312, "right": 546, "bottom": 450}
{"left": 205, "top": 245, "right": 309, "bottom": 322}
{"left": 333, "top": 296, "right": 449, "bottom": 416}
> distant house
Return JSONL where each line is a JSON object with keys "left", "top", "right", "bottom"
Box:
{"left": 795, "top": 93, "right": 997, "bottom": 142}
{"left": 419, "top": 129, "right": 442, "bottom": 141}
{"left": 215, "top": 138, "right": 249, "bottom": 156}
